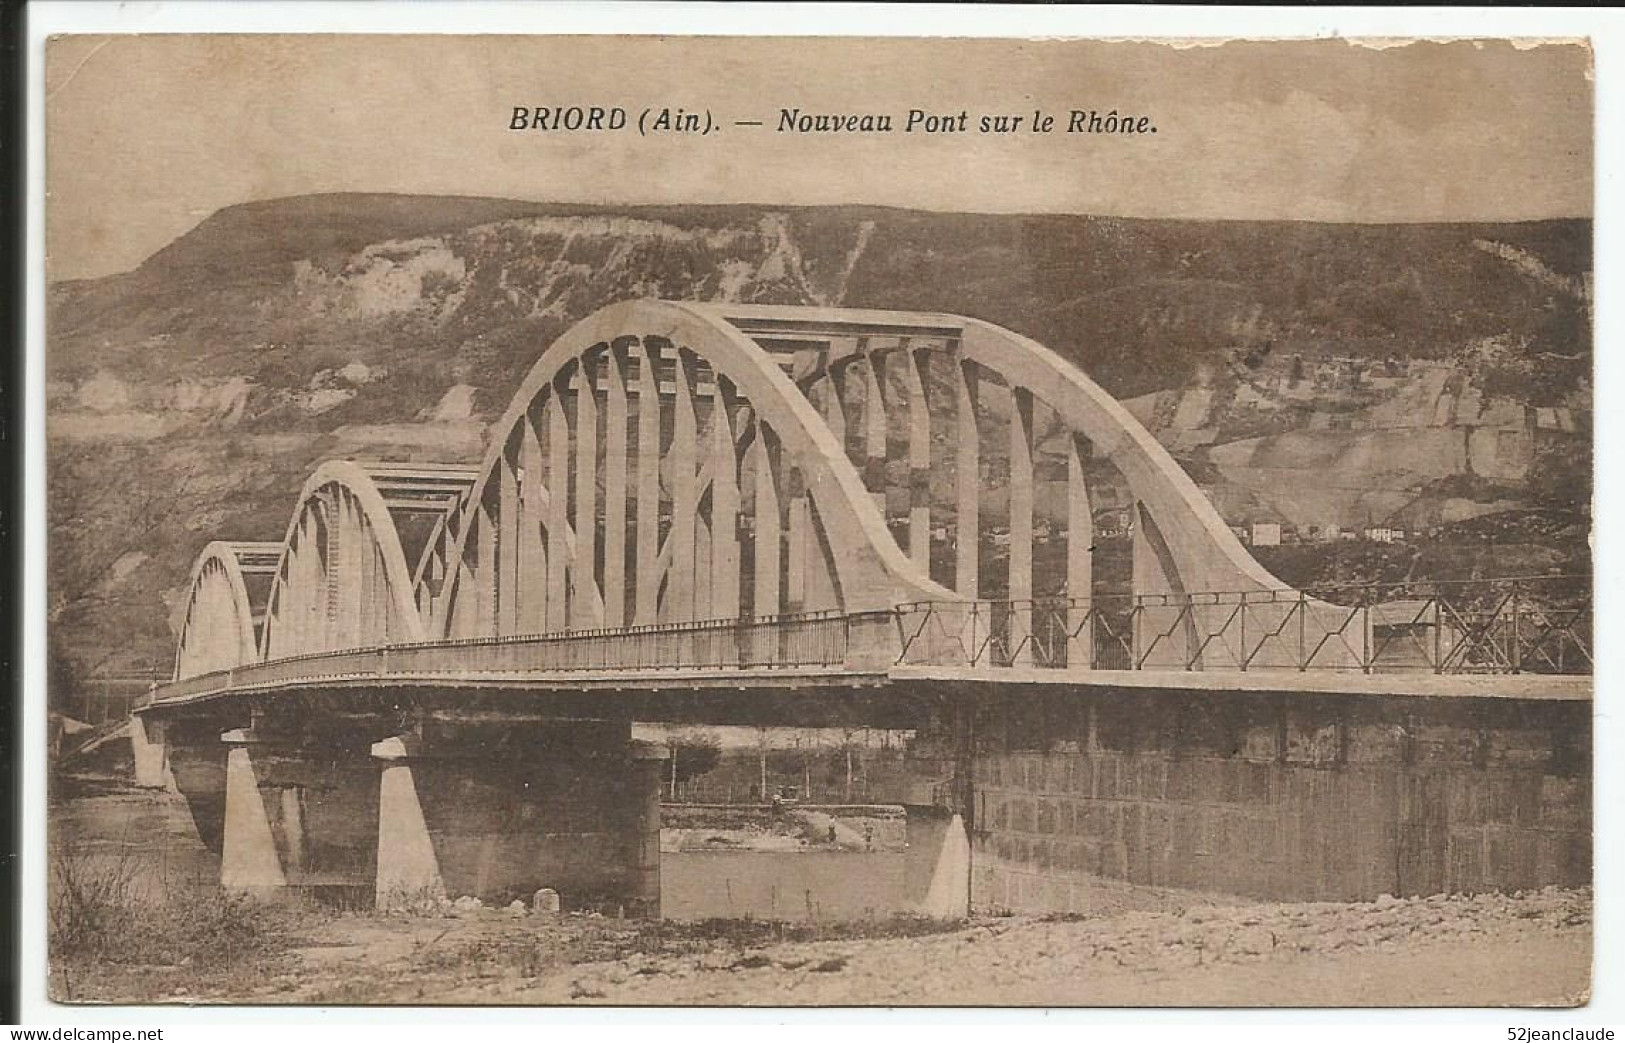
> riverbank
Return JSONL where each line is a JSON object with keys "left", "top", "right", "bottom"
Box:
{"left": 54, "top": 886, "right": 1590, "bottom": 1007}
{"left": 47, "top": 778, "right": 1591, "bottom": 1006}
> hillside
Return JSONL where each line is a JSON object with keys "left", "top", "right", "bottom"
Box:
{"left": 45, "top": 193, "right": 1593, "bottom": 689}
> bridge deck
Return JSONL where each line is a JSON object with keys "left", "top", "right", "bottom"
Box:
{"left": 888, "top": 665, "right": 1591, "bottom": 700}
{"left": 145, "top": 653, "right": 1591, "bottom": 717}
{"left": 148, "top": 578, "right": 1593, "bottom": 715}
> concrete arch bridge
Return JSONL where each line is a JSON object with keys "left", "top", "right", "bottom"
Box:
{"left": 136, "top": 301, "right": 1593, "bottom": 918}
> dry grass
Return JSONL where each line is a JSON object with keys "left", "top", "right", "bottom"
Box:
{"left": 48, "top": 844, "right": 313, "bottom": 1002}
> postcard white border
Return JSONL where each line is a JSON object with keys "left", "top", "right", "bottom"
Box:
{"left": 21, "top": 2, "right": 1625, "bottom": 1032}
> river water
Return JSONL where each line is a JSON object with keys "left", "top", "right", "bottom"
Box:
{"left": 661, "top": 850, "right": 907, "bottom": 921}
{"left": 55, "top": 786, "right": 910, "bottom": 921}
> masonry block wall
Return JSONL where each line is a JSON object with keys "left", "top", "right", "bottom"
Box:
{"left": 412, "top": 750, "right": 640, "bottom": 906}
{"left": 953, "top": 686, "right": 1590, "bottom": 914}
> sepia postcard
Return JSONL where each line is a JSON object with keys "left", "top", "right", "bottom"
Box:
{"left": 42, "top": 31, "right": 1594, "bottom": 1008}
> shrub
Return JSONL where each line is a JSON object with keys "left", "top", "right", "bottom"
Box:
{"left": 49, "top": 846, "right": 307, "bottom": 1000}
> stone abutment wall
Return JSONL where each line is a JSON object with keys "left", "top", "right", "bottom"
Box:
{"left": 910, "top": 683, "right": 1591, "bottom": 915}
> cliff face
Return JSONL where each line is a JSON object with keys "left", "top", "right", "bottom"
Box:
{"left": 45, "top": 193, "right": 1592, "bottom": 681}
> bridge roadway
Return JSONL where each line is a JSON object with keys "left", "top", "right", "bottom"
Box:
{"left": 146, "top": 584, "right": 1592, "bottom": 721}
{"left": 144, "top": 605, "right": 1590, "bottom": 720}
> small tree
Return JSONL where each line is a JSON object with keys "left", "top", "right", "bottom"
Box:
{"left": 665, "top": 729, "right": 722, "bottom": 799}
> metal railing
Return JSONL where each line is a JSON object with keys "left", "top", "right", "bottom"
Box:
{"left": 147, "top": 575, "right": 1592, "bottom": 706}
{"left": 150, "top": 610, "right": 889, "bottom": 704}
{"left": 893, "top": 575, "right": 1592, "bottom": 675}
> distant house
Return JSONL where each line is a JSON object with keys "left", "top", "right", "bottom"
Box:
{"left": 1094, "top": 507, "right": 1132, "bottom": 539}
{"left": 1364, "top": 526, "right": 1401, "bottom": 544}
{"left": 1319, "top": 524, "right": 1342, "bottom": 542}
{"left": 1251, "top": 522, "right": 1282, "bottom": 547}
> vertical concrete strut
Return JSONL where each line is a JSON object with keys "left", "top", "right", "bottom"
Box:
{"left": 709, "top": 378, "right": 742, "bottom": 620}
{"left": 1008, "top": 386, "right": 1035, "bottom": 665}
{"left": 903, "top": 344, "right": 932, "bottom": 571}
{"left": 476, "top": 500, "right": 497, "bottom": 636}
{"left": 603, "top": 338, "right": 631, "bottom": 627}
{"left": 498, "top": 443, "right": 521, "bottom": 636}
{"left": 955, "top": 355, "right": 981, "bottom": 598}
{"left": 1067, "top": 433, "right": 1096, "bottom": 669}
{"left": 635, "top": 338, "right": 663, "bottom": 624}
{"left": 322, "top": 495, "right": 341, "bottom": 646}
{"left": 295, "top": 516, "right": 316, "bottom": 651}
{"left": 785, "top": 466, "right": 808, "bottom": 612}
{"left": 694, "top": 508, "right": 713, "bottom": 621}
{"left": 820, "top": 364, "right": 848, "bottom": 451}
{"left": 546, "top": 376, "right": 572, "bottom": 630}
{"left": 359, "top": 519, "right": 376, "bottom": 644}
{"left": 669, "top": 349, "right": 699, "bottom": 622}
{"left": 519, "top": 412, "right": 548, "bottom": 633}
{"left": 751, "top": 423, "right": 782, "bottom": 618}
{"left": 452, "top": 511, "right": 476, "bottom": 639}
{"left": 375, "top": 542, "right": 391, "bottom": 644}
{"left": 281, "top": 522, "right": 298, "bottom": 655}
{"left": 130, "top": 715, "right": 172, "bottom": 790}
{"left": 861, "top": 343, "right": 888, "bottom": 514}
{"left": 345, "top": 496, "right": 366, "bottom": 649}
{"left": 573, "top": 349, "right": 602, "bottom": 629}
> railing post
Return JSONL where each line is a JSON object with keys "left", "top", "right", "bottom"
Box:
{"left": 1238, "top": 590, "right": 1248, "bottom": 672}
{"left": 1433, "top": 586, "right": 1444, "bottom": 674}
{"left": 1297, "top": 591, "right": 1307, "bottom": 671}
{"left": 1511, "top": 580, "right": 1522, "bottom": 674}
{"left": 1362, "top": 595, "right": 1372, "bottom": 675}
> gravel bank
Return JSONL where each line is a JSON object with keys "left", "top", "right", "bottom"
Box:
{"left": 269, "top": 886, "right": 1588, "bottom": 1007}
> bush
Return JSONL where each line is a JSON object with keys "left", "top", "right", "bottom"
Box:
{"left": 49, "top": 846, "right": 305, "bottom": 999}
{"left": 48, "top": 847, "right": 141, "bottom": 966}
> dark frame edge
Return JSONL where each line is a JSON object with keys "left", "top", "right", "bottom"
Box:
{"left": 2, "top": 0, "right": 27, "bottom": 1026}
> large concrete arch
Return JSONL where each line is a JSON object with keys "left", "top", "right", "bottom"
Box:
{"left": 682, "top": 302, "right": 1285, "bottom": 596}
{"left": 433, "top": 299, "right": 954, "bottom": 640}
{"left": 955, "top": 316, "right": 1285, "bottom": 598}
{"left": 676, "top": 302, "right": 1340, "bottom": 670}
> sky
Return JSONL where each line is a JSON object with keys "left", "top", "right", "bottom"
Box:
{"left": 45, "top": 34, "right": 1593, "bottom": 281}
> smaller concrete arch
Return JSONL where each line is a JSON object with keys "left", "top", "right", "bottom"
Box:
{"left": 173, "top": 541, "right": 281, "bottom": 680}
{"left": 258, "top": 460, "right": 431, "bottom": 660}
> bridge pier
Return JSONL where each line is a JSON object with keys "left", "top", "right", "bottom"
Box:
{"left": 219, "top": 722, "right": 381, "bottom": 904}
{"left": 903, "top": 806, "right": 970, "bottom": 918}
{"left": 369, "top": 720, "right": 666, "bottom": 915}
{"left": 129, "top": 714, "right": 174, "bottom": 790}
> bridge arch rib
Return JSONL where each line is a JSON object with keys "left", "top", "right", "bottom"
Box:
{"left": 424, "top": 298, "right": 1331, "bottom": 672}
{"left": 258, "top": 461, "right": 463, "bottom": 660}
{"left": 173, "top": 300, "right": 1347, "bottom": 678}
{"left": 173, "top": 541, "right": 281, "bottom": 680}
{"left": 655, "top": 303, "right": 1335, "bottom": 670}
{"left": 432, "top": 299, "right": 954, "bottom": 641}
